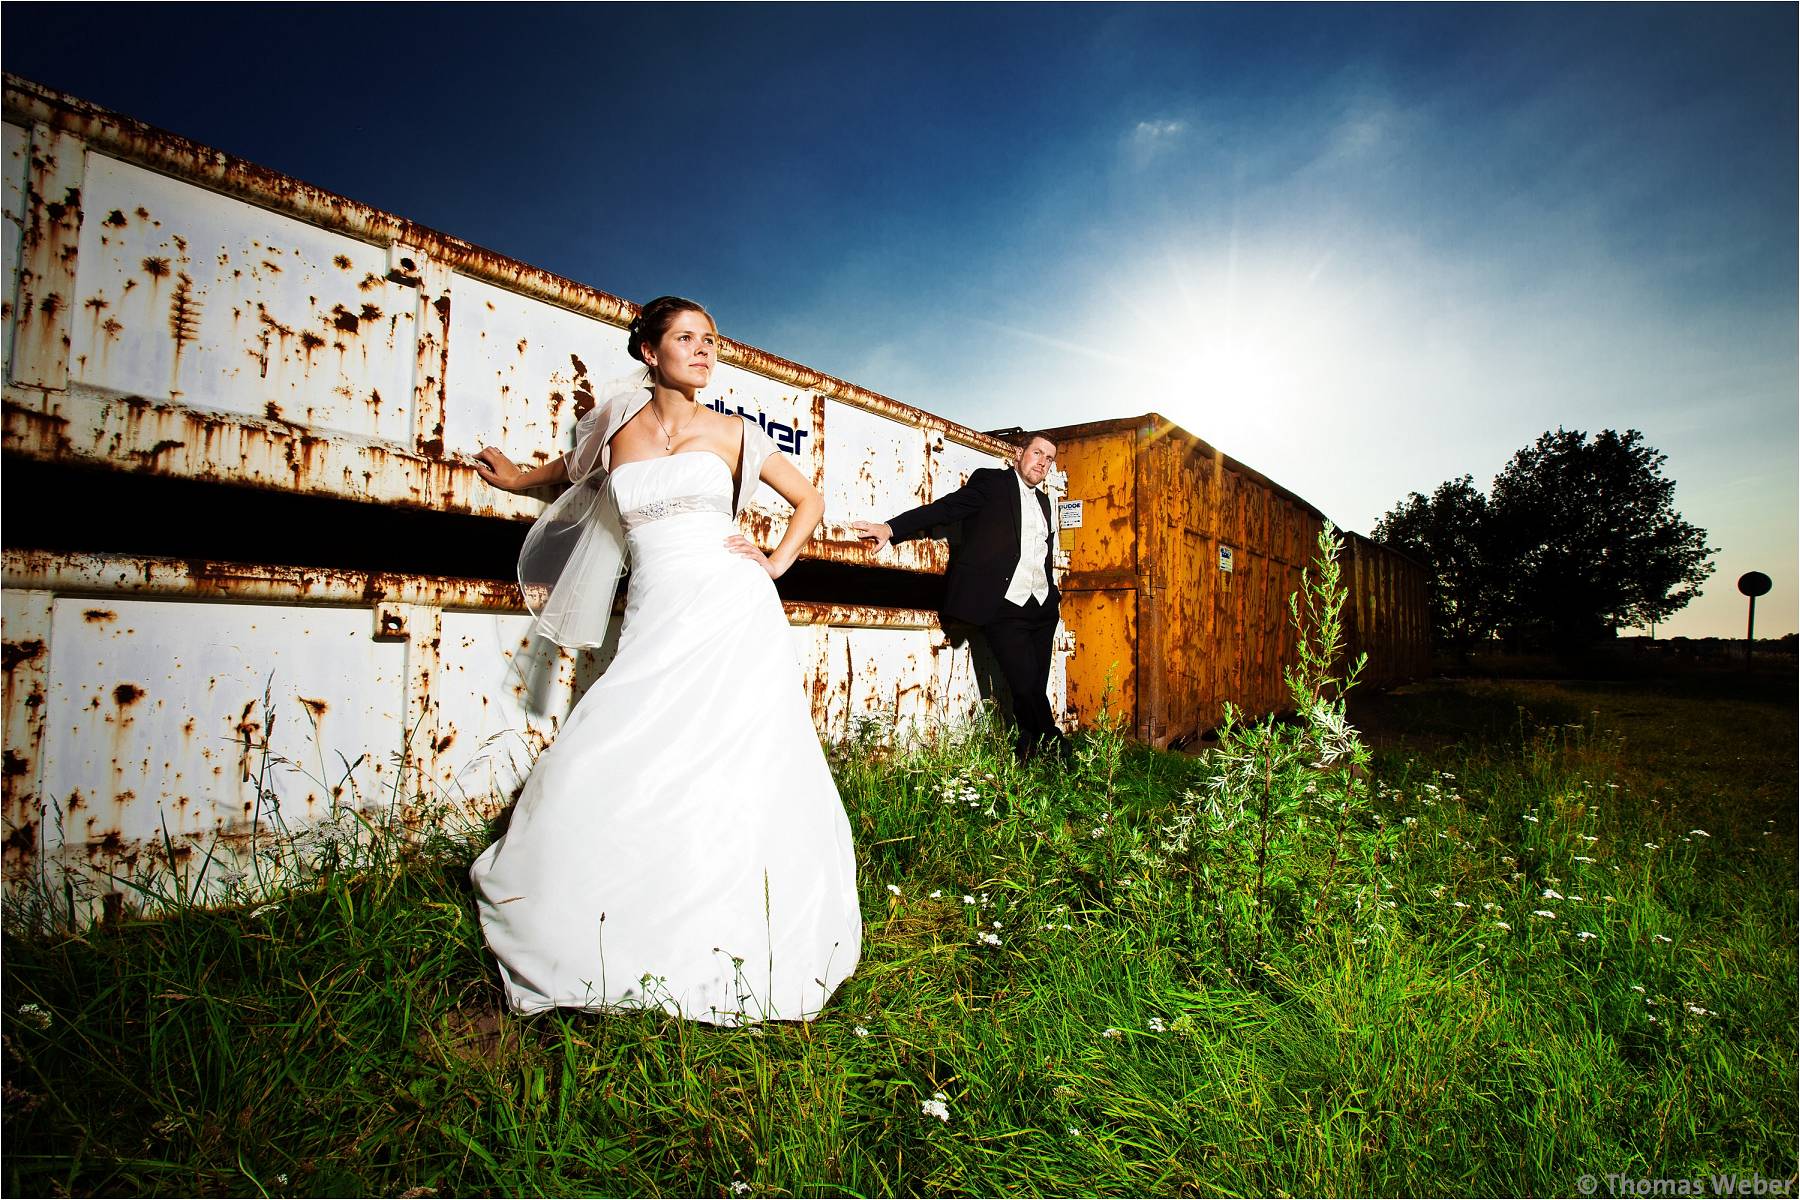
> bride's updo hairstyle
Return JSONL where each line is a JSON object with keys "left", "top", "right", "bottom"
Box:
{"left": 627, "top": 296, "right": 715, "bottom": 363}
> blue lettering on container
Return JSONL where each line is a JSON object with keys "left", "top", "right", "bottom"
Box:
{"left": 708, "top": 399, "right": 811, "bottom": 457}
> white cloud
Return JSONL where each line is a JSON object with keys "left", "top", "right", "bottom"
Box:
{"left": 1126, "top": 118, "right": 1188, "bottom": 166}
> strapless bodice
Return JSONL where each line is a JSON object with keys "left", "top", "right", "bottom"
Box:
{"left": 609, "top": 451, "right": 733, "bottom": 517}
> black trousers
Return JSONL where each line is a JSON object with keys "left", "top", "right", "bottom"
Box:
{"left": 982, "top": 595, "right": 1063, "bottom": 756}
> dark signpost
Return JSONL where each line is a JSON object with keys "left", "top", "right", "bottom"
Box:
{"left": 1737, "top": 571, "right": 1772, "bottom": 666}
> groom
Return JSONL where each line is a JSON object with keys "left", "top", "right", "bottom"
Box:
{"left": 852, "top": 435, "right": 1067, "bottom": 759}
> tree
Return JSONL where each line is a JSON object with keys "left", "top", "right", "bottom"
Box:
{"left": 1373, "top": 429, "right": 1716, "bottom": 656}
{"left": 1486, "top": 428, "right": 1715, "bottom": 650}
{"left": 1371, "top": 476, "right": 1496, "bottom": 655}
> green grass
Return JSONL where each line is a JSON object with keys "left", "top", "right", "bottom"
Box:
{"left": 5, "top": 671, "right": 1795, "bottom": 1197}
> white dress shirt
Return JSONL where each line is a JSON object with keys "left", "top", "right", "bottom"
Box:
{"left": 1004, "top": 470, "right": 1053, "bottom": 607}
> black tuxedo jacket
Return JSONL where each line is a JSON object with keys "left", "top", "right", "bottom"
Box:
{"left": 887, "top": 466, "right": 1058, "bottom": 626}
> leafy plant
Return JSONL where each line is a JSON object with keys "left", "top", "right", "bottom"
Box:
{"left": 1151, "top": 523, "right": 1375, "bottom": 968}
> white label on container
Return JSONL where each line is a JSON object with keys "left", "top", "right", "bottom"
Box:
{"left": 1219, "top": 545, "right": 1235, "bottom": 572}
{"left": 1058, "top": 500, "right": 1084, "bottom": 529}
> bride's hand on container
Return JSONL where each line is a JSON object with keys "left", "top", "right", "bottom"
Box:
{"left": 473, "top": 447, "right": 526, "bottom": 492}
{"left": 725, "top": 535, "right": 783, "bottom": 579}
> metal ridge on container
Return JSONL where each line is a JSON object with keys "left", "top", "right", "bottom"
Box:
{"left": 1, "top": 549, "right": 953, "bottom": 633}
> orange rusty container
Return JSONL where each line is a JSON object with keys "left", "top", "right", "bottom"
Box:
{"left": 1039, "top": 414, "right": 1428, "bottom": 748}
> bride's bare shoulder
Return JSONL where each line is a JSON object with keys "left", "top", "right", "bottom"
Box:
{"left": 700, "top": 404, "right": 750, "bottom": 441}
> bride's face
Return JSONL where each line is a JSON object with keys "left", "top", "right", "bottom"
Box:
{"left": 642, "top": 310, "right": 718, "bottom": 392}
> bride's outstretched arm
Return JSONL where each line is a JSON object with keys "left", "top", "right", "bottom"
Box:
{"left": 472, "top": 446, "right": 570, "bottom": 494}
{"left": 725, "top": 454, "right": 822, "bottom": 580}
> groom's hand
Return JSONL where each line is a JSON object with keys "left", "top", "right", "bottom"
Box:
{"left": 850, "top": 520, "right": 892, "bottom": 553}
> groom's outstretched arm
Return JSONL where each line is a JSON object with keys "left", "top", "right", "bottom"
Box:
{"left": 852, "top": 469, "right": 997, "bottom": 553}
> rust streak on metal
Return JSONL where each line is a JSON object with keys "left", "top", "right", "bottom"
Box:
{"left": 2, "top": 639, "right": 46, "bottom": 672}
{"left": 783, "top": 602, "right": 944, "bottom": 630}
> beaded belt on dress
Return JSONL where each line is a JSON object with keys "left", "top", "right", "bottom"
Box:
{"left": 618, "top": 493, "right": 734, "bottom": 532}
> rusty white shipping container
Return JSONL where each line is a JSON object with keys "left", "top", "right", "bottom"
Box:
{"left": 1, "top": 76, "right": 1069, "bottom": 924}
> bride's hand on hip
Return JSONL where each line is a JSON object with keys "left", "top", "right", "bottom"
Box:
{"left": 725, "top": 534, "right": 783, "bottom": 579}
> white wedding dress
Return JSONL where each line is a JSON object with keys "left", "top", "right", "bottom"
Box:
{"left": 470, "top": 451, "right": 863, "bottom": 1025}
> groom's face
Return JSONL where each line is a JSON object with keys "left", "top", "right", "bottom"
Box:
{"left": 1015, "top": 437, "right": 1056, "bottom": 487}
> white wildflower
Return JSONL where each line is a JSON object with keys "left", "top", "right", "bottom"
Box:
{"left": 1533, "top": 910, "right": 1556, "bottom": 919}
{"left": 928, "top": 889, "right": 942, "bottom": 899}
{"left": 1652, "top": 934, "right": 1672, "bottom": 944}
{"left": 275, "top": 1175, "right": 289, "bottom": 1187}
{"left": 979, "top": 932, "right": 1002, "bottom": 947}
{"left": 1689, "top": 829, "right": 1711, "bottom": 838}
{"left": 15, "top": 1003, "right": 50, "bottom": 1029}
{"left": 853, "top": 1026, "right": 870, "bottom": 1038}
{"left": 1576, "top": 931, "right": 1597, "bottom": 941}
{"left": 1630, "top": 984, "right": 1646, "bottom": 993}
{"left": 1100, "top": 1027, "right": 1123, "bottom": 1039}
{"left": 1453, "top": 901, "right": 1469, "bottom": 910}
{"left": 1522, "top": 814, "right": 1540, "bottom": 824}
{"left": 1482, "top": 902, "right": 1499, "bottom": 912}
{"left": 1582, "top": 835, "right": 1599, "bottom": 845}
{"left": 1573, "top": 856, "right": 1596, "bottom": 864}
{"left": 1541, "top": 888, "right": 1564, "bottom": 901}
{"left": 887, "top": 884, "right": 901, "bottom": 897}
{"left": 1147, "top": 1017, "right": 1166, "bottom": 1033}
{"left": 1494, "top": 921, "right": 1512, "bottom": 931}
{"left": 1685, "top": 1004, "right": 1712, "bottom": 1016}
{"left": 731, "top": 1183, "right": 752, "bottom": 1196}
{"left": 1066, "top": 1124, "right": 1082, "bottom": 1137}
{"left": 962, "top": 895, "right": 976, "bottom": 905}
{"left": 921, "top": 1093, "right": 950, "bottom": 1122}
{"left": 1643, "top": 842, "right": 1660, "bottom": 851}
{"left": 1402, "top": 816, "right": 1418, "bottom": 827}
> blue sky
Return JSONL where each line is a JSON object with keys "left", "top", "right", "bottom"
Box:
{"left": 5, "top": 3, "right": 1794, "bottom": 637}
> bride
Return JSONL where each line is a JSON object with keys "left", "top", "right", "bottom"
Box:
{"left": 466, "top": 296, "right": 862, "bottom": 1025}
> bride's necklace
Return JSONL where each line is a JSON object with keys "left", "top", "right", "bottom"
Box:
{"left": 648, "top": 398, "right": 699, "bottom": 452}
